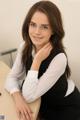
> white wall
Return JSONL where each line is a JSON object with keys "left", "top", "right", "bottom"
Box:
{"left": 0, "top": 0, "right": 39, "bottom": 65}
{"left": 50, "top": 0, "right": 80, "bottom": 88}
{"left": 0, "top": 0, "right": 39, "bottom": 51}
{"left": 0, "top": 0, "right": 80, "bottom": 88}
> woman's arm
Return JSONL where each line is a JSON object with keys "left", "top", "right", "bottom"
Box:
{"left": 22, "top": 43, "right": 67, "bottom": 103}
{"left": 4, "top": 42, "right": 33, "bottom": 120}
{"left": 12, "top": 91, "right": 33, "bottom": 120}
{"left": 4, "top": 42, "right": 25, "bottom": 94}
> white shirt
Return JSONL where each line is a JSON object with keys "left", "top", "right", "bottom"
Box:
{"left": 4, "top": 42, "right": 75, "bottom": 103}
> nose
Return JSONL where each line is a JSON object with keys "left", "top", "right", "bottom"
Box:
{"left": 35, "top": 26, "right": 41, "bottom": 35}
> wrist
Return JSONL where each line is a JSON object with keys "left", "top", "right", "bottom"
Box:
{"left": 11, "top": 91, "right": 22, "bottom": 102}
{"left": 31, "top": 57, "right": 41, "bottom": 70}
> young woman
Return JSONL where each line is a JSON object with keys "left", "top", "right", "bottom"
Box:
{"left": 5, "top": 1, "right": 80, "bottom": 120}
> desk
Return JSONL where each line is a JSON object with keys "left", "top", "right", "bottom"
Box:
{"left": 0, "top": 61, "right": 41, "bottom": 120}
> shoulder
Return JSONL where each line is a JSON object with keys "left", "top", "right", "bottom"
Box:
{"left": 17, "top": 41, "right": 25, "bottom": 53}
{"left": 50, "top": 53, "right": 67, "bottom": 67}
{"left": 19, "top": 41, "right": 25, "bottom": 49}
{"left": 54, "top": 53, "right": 67, "bottom": 61}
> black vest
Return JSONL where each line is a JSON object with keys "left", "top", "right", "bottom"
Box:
{"left": 25, "top": 50, "right": 68, "bottom": 110}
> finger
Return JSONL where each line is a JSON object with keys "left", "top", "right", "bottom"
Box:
{"left": 21, "top": 111, "right": 28, "bottom": 120}
{"left": 49, "top": 45, "right": 53, "bottom": 50}
{"left": 45, "top": 43, "right": 52, "bottom": 49}
{"left": 45, "top": 42, "right": 51, "bottom": 48}
{"left": 46, "top": 46, "right": 52, "bottom": 55}
{"left": 27, "top": 106, "right": 33, "bottom": 114}
{"left": 27, "top": 110, "right": 33, "bottom": 120}
{"left": 46, "top": 45, "right": 52, "bottom": 52}
{"left": 25, "top": 109, "right": 33, "bottom": 120}
{"left": 16, "top": 109, "right": 21, "bottom": 120}
{"left": 21, "top": 108, "right": 32, "bottom": 120}
{"left": 42, "top": 42, "right": 50, "bottom": 49}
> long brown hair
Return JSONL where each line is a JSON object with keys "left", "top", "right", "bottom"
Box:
{"left": 22, "top": 0, "right": 71, "bottom": 78}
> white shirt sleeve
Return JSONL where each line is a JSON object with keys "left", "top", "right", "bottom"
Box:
{"left": 4, "top": 42, "right": 26, "bottom": 94}
{"left": 22, "top": 53, "right": 67, "bottom": 103}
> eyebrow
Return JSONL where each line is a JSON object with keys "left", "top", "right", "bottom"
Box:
{"left": 30, "top": 21, "right": 50, "bottom": 26}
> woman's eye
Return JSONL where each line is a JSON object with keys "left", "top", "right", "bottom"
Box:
{"left": 41, "top": 25, "right": 48, "bottom": 29}
{"left": 30, "top": 23, "right": 36, "bottom": 27}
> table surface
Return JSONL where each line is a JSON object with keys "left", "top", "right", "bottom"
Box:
{"left": 0, "top": 61, "right": 41, "bottom": 120}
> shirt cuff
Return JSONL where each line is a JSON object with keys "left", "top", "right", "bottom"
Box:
{"left": 10, "top": 88, "right": 20, "bottom": 94}
{"left": 27, "top": 70, "right": 38, "bottom": 78}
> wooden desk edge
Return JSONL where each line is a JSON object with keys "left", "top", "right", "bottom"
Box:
{"left": 0, "top": 61, "right": 41, "bottom": 120}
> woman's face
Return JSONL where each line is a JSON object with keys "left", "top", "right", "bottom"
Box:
{"left": 29, "top": 11, "right": 53, "bottom": 50}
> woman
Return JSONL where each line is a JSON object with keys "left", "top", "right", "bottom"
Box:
{"left": 5, "top": 1, "right": 80, "bottom": 120}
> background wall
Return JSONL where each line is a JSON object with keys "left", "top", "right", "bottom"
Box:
{"left": 0, "top": 0, "right": 80, "bottom": 88}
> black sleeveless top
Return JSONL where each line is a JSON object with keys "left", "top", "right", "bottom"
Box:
{"left": 25, "top": 50, "right": 68, "bottom": 109}
{"left": 37, "top": 50, "right": 68, "bottom": 116}
{"left": 23, "top": 48, "right": 80, "bottom": 120}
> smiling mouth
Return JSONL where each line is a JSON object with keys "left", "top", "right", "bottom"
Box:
{"left": 33, "top": 36, "right": 43, "bottom": 39}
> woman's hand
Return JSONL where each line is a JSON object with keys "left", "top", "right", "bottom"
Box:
{"left": 12, "top": 91, "right": 33, "bottom": 120}
{"left": 31, "top": 42, "right": 52, "bottom": 70}
{"left": 35, "top": 42, "right": 52, "bottom": 62}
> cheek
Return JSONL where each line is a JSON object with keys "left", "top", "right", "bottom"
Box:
{"left": 29, "top": 27, "right": 33, "bottom": 35}
{"left": 28, "top": 27, "right": 31, "bottom": 35}
{"left": 45, "top": 32, "right": 52, "bottom": 39}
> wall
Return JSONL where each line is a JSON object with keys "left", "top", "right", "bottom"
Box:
{"left": 50, "top": 0, "right": 80, "bottom": 88}
{"left": 0, "top": 0, "right": 80, "bottom": 88}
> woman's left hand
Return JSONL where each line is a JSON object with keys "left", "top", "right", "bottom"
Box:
{"left": 34, "top": 42, "right": 52, "bottom": 63}
{"left": 12, "top": 92, "right": 33, "bottom": 120}
{"left": 31, "top": 42, "right": 52, "bottom": 70}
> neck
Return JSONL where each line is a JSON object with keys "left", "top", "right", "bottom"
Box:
{"left": 35, "top": 43, "right": 47, "bottom": 53}
{"left": 34, "top": 45, "right": 43, "bottom": 53}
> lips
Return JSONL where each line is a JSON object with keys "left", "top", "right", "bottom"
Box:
{"left": 33, "top": 36, "right": 43, "bottom": 39}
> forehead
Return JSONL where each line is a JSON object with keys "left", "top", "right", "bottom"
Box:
{"left": 30, "top": 11, "right": 50, "bottom": 24}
